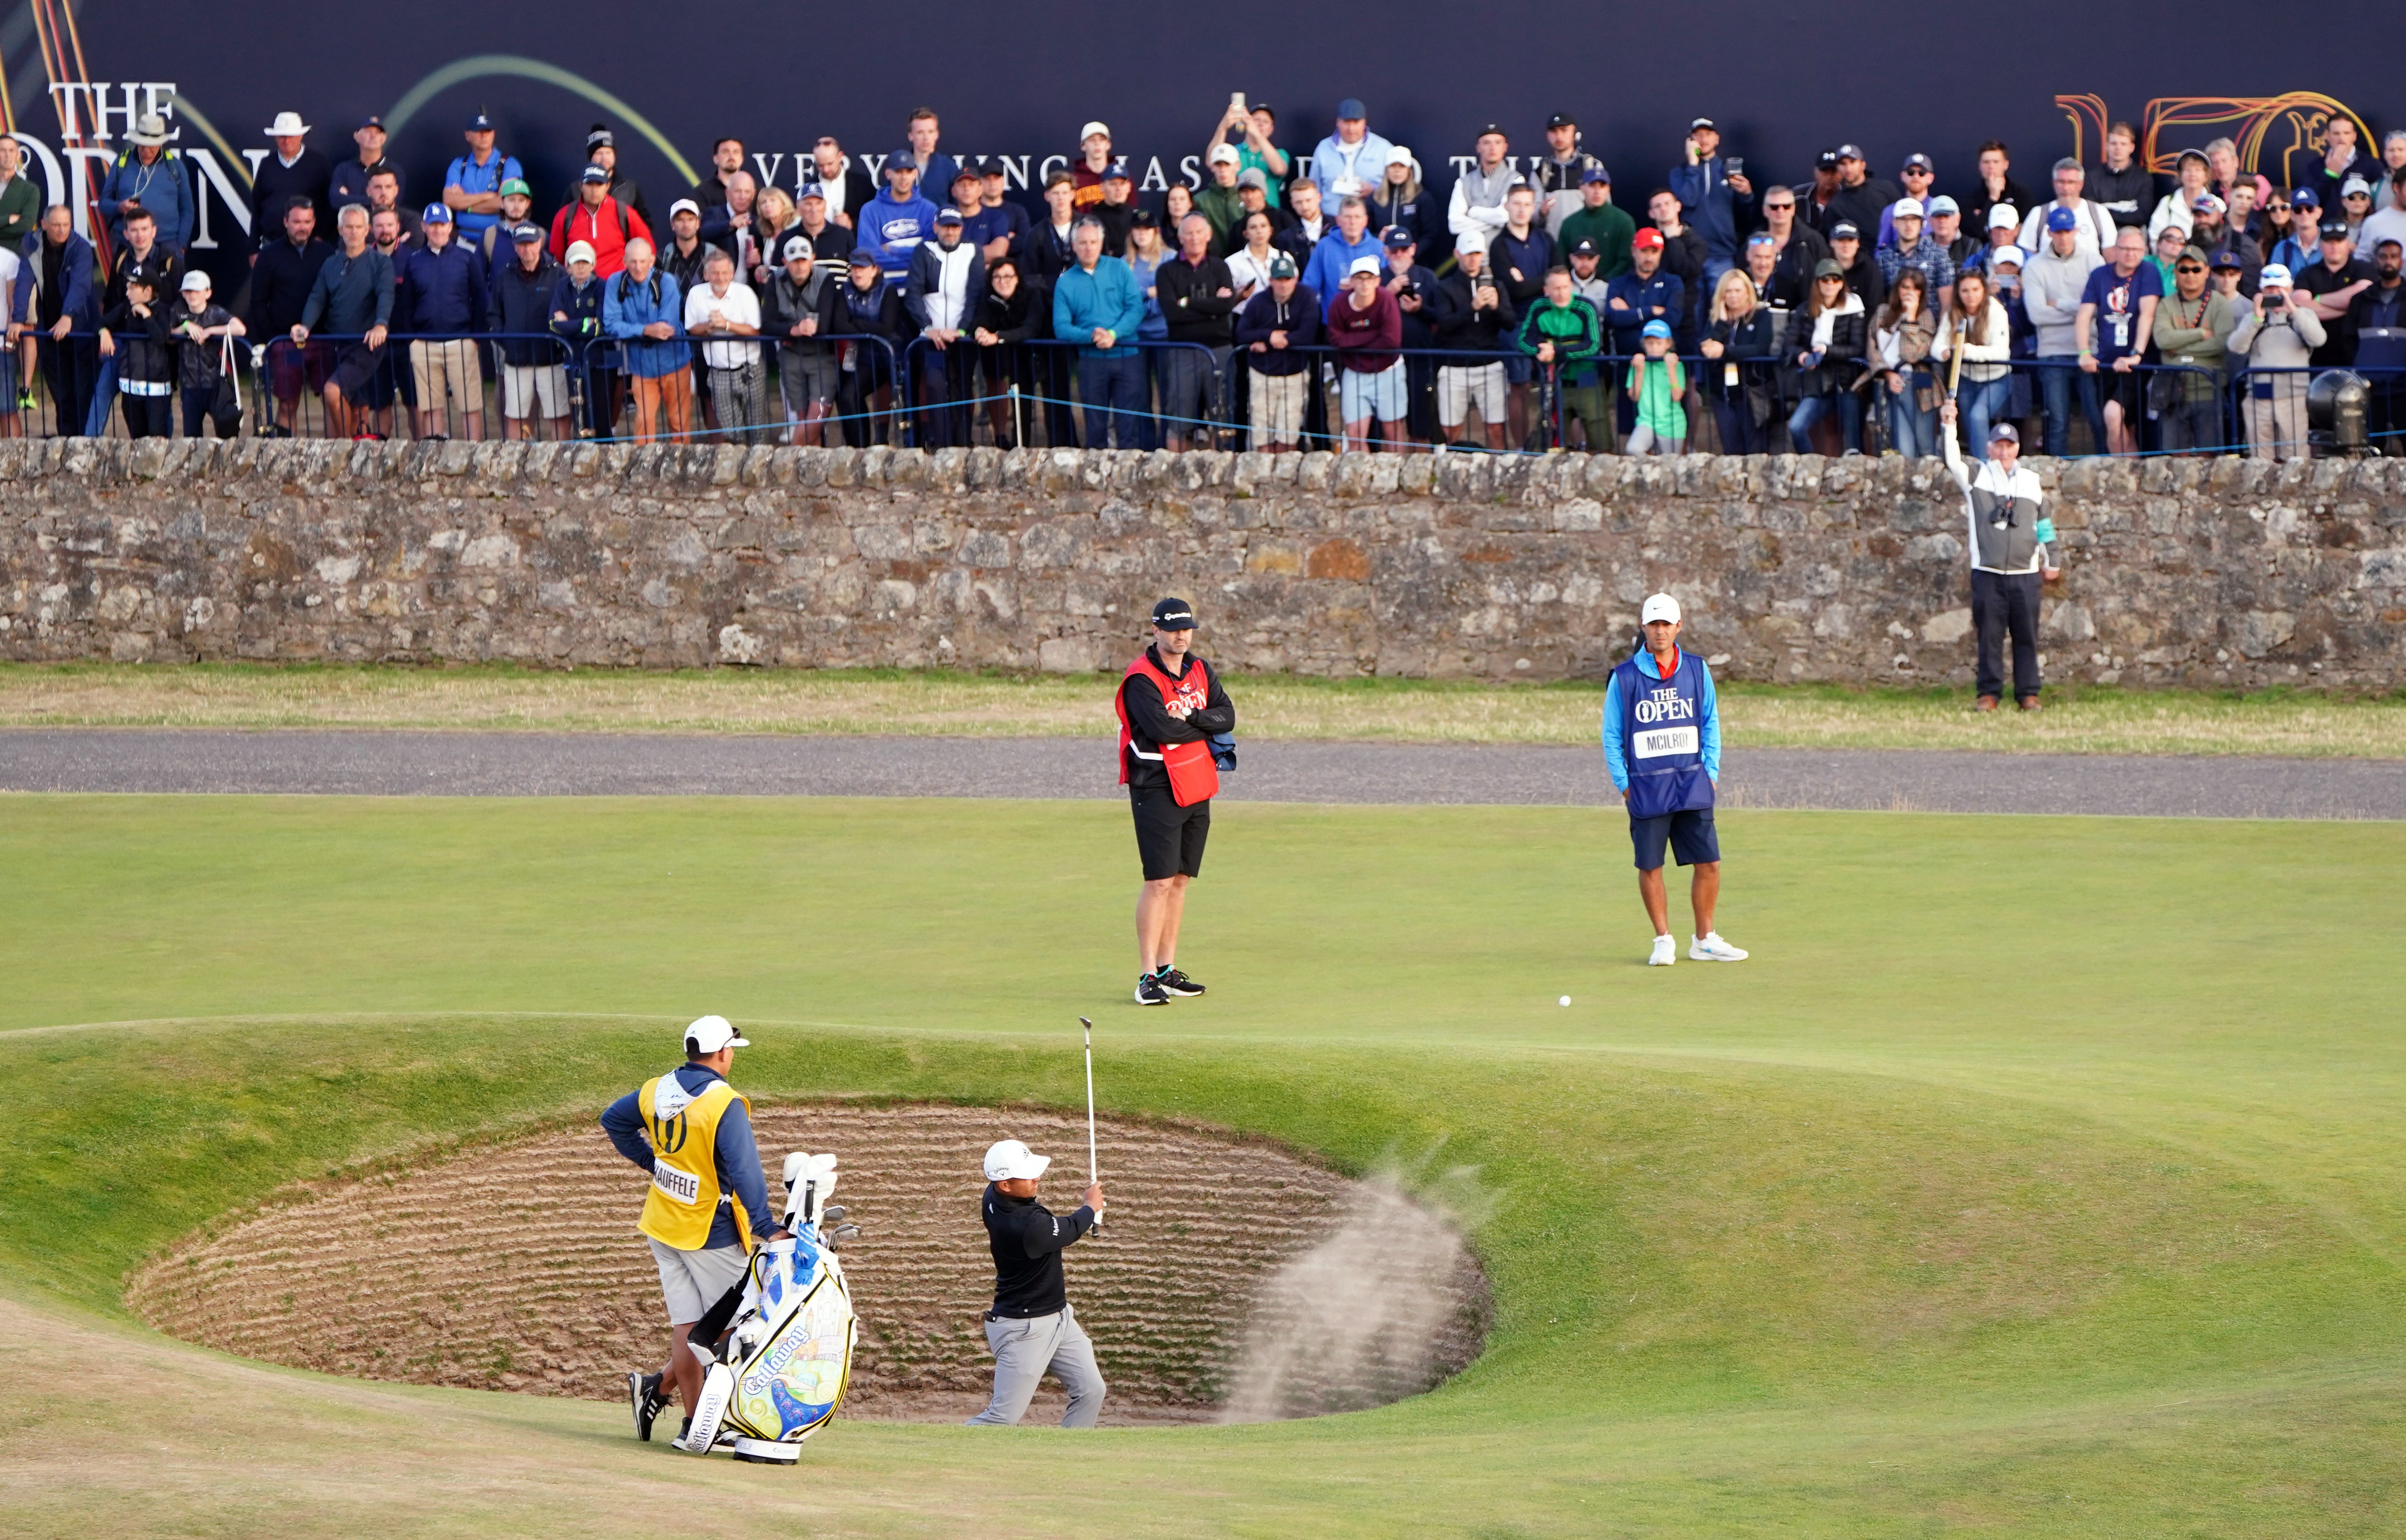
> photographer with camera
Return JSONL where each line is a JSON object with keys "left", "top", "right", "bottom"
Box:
{"left": 2227, "top": 263, "right": 2325, "bottom": 460}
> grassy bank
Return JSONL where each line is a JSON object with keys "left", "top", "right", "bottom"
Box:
{"left": 4, "top": 660, "right": 2406, "bottom": 756}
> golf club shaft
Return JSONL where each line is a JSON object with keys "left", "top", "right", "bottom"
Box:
{"left": 1082, "top": 1017, "right": 1101, "bottom": 1234}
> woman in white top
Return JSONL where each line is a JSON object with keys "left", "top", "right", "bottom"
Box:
{"left": 1937, "top": 266, "right": 2015, "bottom": 452}
{"left": 1224, "top": 210, "right": 1278, "bottom": 304}
{"left": 2147, "top": 150, "right": 2213, "bottom": 247}
{"left": 1870, "top": 267, "right": 1942, "bottom": 458}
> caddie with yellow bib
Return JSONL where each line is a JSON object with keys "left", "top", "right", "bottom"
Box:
{"left": 1601, "top": 593, "right": 1749, "bottom": 969}
{"left": 599, "top": 1014, "right": 789, "bottom": 1449}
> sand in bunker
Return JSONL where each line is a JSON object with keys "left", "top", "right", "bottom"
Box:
{"left": 131, "top": 1104, "right": 1489, "bottom": 1426}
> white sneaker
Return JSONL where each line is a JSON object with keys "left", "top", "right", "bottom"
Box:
{"left": 1689, "top": 933, "right": 1748, "bottom": 962}
{"left": 1647, "top": 935, "right": 1677, "bottom": 967}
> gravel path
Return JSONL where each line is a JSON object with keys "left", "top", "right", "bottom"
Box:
{"left": 2, "top": 729, "right": 2400, "bottom": 819}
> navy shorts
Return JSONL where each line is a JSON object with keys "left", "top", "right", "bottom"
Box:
{"left": 1629, "top": 807, "right": 1719, "bottom": 871}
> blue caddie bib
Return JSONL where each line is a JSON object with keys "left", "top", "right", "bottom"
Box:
{"left": 1614, "top": 649, "right": 1714, "bottom": 820}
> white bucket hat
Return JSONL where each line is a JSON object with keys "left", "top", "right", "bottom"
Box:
{"left": 264, "top": 111, "right": 310, "bottom": 138}
{"left": 983, "top": 1139, "right": 1052, "bottom": 1182}
{"left": 127, "top": 112, "right": 171, "bottom": 148}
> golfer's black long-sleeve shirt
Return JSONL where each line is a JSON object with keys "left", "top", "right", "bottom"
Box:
{"left": 1119, "top": 647, "right": 1235, "bottom": 793}
{"left": 983, "top": 1183, "right": 1096, "bottom": 1318}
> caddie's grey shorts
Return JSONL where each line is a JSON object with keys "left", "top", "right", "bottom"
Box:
{"left": 650, "top": 1237, "right": 750, "bottom": 1325}
{"left": 964, "top": 1303, "right": 1106, "bottom": 1428}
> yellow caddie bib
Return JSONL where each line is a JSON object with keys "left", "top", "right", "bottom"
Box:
{"left": 635, "top": 1073, "right": 756, "bottom": 1253}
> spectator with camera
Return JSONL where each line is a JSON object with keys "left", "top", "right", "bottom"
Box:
{"left": 2227, "top": 263, "right": 2325, "bottom": 460}
{"left": 1209, "top": 100, "right": 1290, "bottom": 209}
{"left": 1431, "top": 235, "right": 1514, "bottom": 451}
{"left": 1669, "top": 117, "right": 1750, "bottom": 286}
{"left": 1784, "top": 258, "right": 1866, "bottom": 454}
{"left": 1381, "top": 226, "right": 1441, "bottom": 447}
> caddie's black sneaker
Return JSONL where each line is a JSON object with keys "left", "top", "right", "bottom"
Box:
{"left": 630, "top": 1371, "right": 667, "bottom": 1440}
{"left": 1134, "top": 973, "right": 1170, "bottom": 1005}
{"left": 1155, "top": 966, "right": 1205, "bottom": 998}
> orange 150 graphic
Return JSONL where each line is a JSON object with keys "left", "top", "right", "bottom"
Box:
{"left": 2056, "top": 92, "right": 2371, "bottom": 187}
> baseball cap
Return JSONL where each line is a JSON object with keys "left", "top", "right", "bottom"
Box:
{"left": 1691, "top": 116, "right": 1717, "bottom": 132}
{"left": 1080, "top": 121, "right": 1111, "bottom": 142}
{"left": 2343, "top": 176, "right": 2374, "bottom": 198}
{"left": 579, "top": 164, "right": 608, "bottom": 183}
{"left": 1836, "top": 143, "right": 1865, "bottom": 161}
{"left": 422, "top": 202, "right": 452, "bottom": 224}
{"left": 784, "top": 236, "right": 814, "bottom": 262}
{"left": 1891, "top": 198, "right": 1925, "bottom": 220}
{"left": 971, "top": 156, "right": 1004, "bottom": 176}
{"left": 684, "top": 1015, "right": 750, "bottom": 1054}
{"left": 887, "top": 150, "right": 918, "bottom": 172}
{"left": 983, "top": 1139, "right": 1051, "bottom": 1182}
{"left": 1640, "top": 319, "right": 1673, "bottom": 340}
{"left": 2045, "top": 206, "right": 2079, "bottom": 232}
{"left": 1640, "top": 593, "right": 1681, "bottom": 624}
{"left": 119, "top": 261, "right": 161, "bottom": 288}
{"left": 1475, "top": 122, "right": 1506, "bottom": 141}
{"left": 1131, "top": 208, "right": 1157, "bottom": 228}
{"left": 464, "top": 112, "right": 493, "bottom": 132}
{"left": 1102, "top": 163, "right": 1132, "bottom": 183}
{"left": 1988, "top": 246, "right": 2023, "bottom": 269}
{"left": 1267, "top": 252, "right": 1298, "bottom": 279}
{"left": 1209, "top": 143, "right": 1240, "bottom": 166}
{"left": 511, "top": 223, "right": 544, "bottom": 243}
{"left": 1988, "top": 422, "right": 2019, "bottom": 445}
{"left": 1988, "top": 204, "right": 2021, "bottom": 231}
{"left": 936, "top": 206, "right": 964, "bottom": 225}
{"left": 1813, "top": 257, "right": 1845, "bottom": 279}
{"left": 2260, "top": 262, "right": 2294, "bottom": 288}
{"left": 1337, "top": 98, "right": 1367, "bottom": 120}
{"left": 952, "top": 164, "right": 983, "bottom": 187}
{"left": 499, "top": 177, "right": 531, "bottom": 198}
{"left": 1831, "top": 220, "right": 1861, "bottom": 240}
{"left": 1632, "top": 227, "right": 1664, "bottom": 250}
{"left": 669, "top": 197, "right": 700, "bottom": 219}
{"left": 1386, "top": 146, "right": 1415, "bottom": 168}
{"left": 179, "top": 269, "right": 211, "bottom": 292}
{"left": 1151, "top": 597, "right": 1197, "bottom": 629}
{"left": 1453, "top": 231, "right": 1484, "bottom": 257}
{"left": 1347, "top": 254, "right": 1383, "bottom": 277}
{"left": 1928, "top": 194, "right": 1960, "bottom": 216}
{"left": 357, "top": 115, "right": 385, "bottom": 132}
{"left": 1816, "top": 149, "right": 1840, "bottom": 170}
{"left": 587, "top": 127, "right": 614, "bottom": 150}
{"left": 1381, "top": 225, "right": 1415, "bottom": 249}
{"left": 2190, "top": 191, "right": 2225, "bottom": 214}
{"left": 1547, "top": 112, "right": 1578, "bottom": 130}
{"left": 2209, "top": 248, "right": 2242, "bottom": 270}
{"left": 799, "top": 183, "right": 827, "bottom": 202}
{"left": 2291, "top": 187, "right": 2321, "bottom": 209}
{"left": 1902, "top": 152, "right": 1934, "bottom": 172}
{"left": 847, "top": 248, "right": 881, "bottom": 267}
{"left": 1237, "top": 168, "right": 1267, "bottom": 191}
{"left": 564, "top": 240, "right": 596, "bottom": 265}
{"left": 2321, "top": 217, "right": 2353, "bottom": 239}
{"left": 1569, "top": 236, "right": 1599, "bottom": 257}
{"left": 1582, "top": 165, "right": 1611, "bottom": 186}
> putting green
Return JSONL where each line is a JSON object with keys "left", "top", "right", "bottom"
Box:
{"left": 4, "top": 796, "right": 2403, "bottom": 1537}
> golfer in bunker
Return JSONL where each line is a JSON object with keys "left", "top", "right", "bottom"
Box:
{"left": 1117, "top": 597, "right": 1236, "bottom": 1006}
{"left": 968, "top": 1137, "right": 1108, "bottom": 1427}
{"left": 599, "top": 1015, "right": 789, "bottom": 1450}
{"left": 1603, "top": 593, "right": 1747, "bottom": 967}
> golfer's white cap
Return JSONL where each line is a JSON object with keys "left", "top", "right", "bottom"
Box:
{"left": 1641, "top": 593, "right": 1682, "bottom": 625}
{"left": 684, "top": 1014, "right": 749, "bottom": 1054}
{"left": 984, "top": 1139, "right": 1052, "bottom": 1182}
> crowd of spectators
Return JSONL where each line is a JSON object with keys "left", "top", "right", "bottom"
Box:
{"left": 2, "top": 98, "right": 2402, "bottom": 459}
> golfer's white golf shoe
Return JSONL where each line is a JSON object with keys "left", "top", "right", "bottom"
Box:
{"left": 1647, "top": 934, "right": 1677, "bottom": 967}
{"left": 1689, "top": 933, "right": 1748, "bottom": 962}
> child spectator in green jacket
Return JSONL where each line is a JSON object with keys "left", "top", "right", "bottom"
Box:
{"left": 1625, "top": 319, "right": 1688, "bottom": 454}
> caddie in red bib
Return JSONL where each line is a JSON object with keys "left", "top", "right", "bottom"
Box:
{"left": 1116, "top": 597, "right": 1236, "bottom": 1006}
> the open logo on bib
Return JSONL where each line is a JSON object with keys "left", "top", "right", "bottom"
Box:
{"left": 652, "top": 1160, "right": 702, "bottom": 1205}
{"left": 1634, "top": 725, "right": 1699, "bottom": 759}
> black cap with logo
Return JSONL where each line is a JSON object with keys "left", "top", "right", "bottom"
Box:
{"left": 1150, "top": 598, "right": 1197, "bottom": 630}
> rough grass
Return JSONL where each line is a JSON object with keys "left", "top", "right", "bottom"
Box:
{"left": 3, "top": 797, "right": 2403, "bottom": 1536}
{"left": 6, "top": 660, "right": 2406, "bottom": 756}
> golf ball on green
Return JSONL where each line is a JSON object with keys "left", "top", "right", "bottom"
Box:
{"left": 1558, "top": 996, "right": 1571, "bottom": 1007}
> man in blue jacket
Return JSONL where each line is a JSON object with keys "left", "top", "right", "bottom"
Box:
{"left": 19, "top": 206, "right": 102, "bottom": 435}
{"left": 1602, "top": 592, "right": 1748, "bottom": 968}
{"left": 1300, "top": 194, "right": 1381, "bottom": 310}
{"left": 400, "top": 205, "right": 489, "bottom": 439}
{"left": 861, "top": 152, "right": 939, "bottom": 288}
{"left": 603, "top": 238, "right": 690, "bottom": 441}
{"left": 1052, "top": 218, "right": 1146, "bottom": 449}
{"left": 1667, "top": 117, "right": 1752, "bottom": 289}
{"left": 97, "top": 113, "right": 193, "bottom": 252}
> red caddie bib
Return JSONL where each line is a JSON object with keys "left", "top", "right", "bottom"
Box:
{"left": 1117, "top": 653, "right": 1220, "bottom": 807}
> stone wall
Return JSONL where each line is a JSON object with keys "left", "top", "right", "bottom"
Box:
{"left": 4, "top": 437, "right": 2404, "bottom": 687}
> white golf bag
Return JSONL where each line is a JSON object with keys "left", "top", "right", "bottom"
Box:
{"left": 681, "top": 1152, "right": 860, "bottom": 1463}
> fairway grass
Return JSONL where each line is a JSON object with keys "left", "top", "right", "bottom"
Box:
{"left": 7, "top": 660, "right": 2406, "bottom": 756}
{"left": 5, "top": 797, "right": 2403, "bottom": 1536}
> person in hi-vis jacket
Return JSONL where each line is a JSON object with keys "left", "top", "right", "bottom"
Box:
{"left": 1603, "top": 593, "right": 1748, "bottom": 968}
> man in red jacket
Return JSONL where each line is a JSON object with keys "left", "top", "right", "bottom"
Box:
{"left": 1115, "top": 598, "right": 1236, "bottom": 1007}
{"left": 1327, "top": 255, "right": 1405, "bottom": 451}
{"left": 551, "top": 163, "right": 653, "bottom": 278}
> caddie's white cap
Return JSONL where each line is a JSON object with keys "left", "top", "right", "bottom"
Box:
{"left": 983, "top": 1139, "right": 1051, "bottom": 1181}
{"left": 1641, "top": 593, "right": 1682, "bottom": 624}
{"left": 684, "top": 1014, "right": 750, "bottom": 1054}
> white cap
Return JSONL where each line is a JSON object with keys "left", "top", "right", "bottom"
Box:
{"left": 1208, "top": 143, "right": 1240, "bottom": 166}
{"left": 1080, "top": 121, "right": 1111, "bottom": 143}
{"left": 1455, "top": 230, "right": 1487, "bottom": 257}
{"left": 1641, "top": 592, "right": 1681, "bottom": 624}
{"left": 2260, "top": 262, "right": 2293, "bottom": 288}
{"left": 564, "top": 240, "right": 597, "bottom": 265}
{"left": 1387, "top": 145, "right": 1416, "bottom": 168}
{"left": 669, "top": 197, "right": 700, "bottom": 219}
{"left": 1987, "top": 204, "right": 2021, "bottom": 232}
{"left": 1347, "top": 254, "right": 1383, "bottom": 277}
{"left": 983, "top": 1139, "right": 1052, "bottom": 1181}
{"left": 179, "top": 270, "right": 211, "bottom": 292}
{"left": 684, "top": 1014, "right": 749, "bottom": 1054}
{"left": 1890, "top": 198, "right": 1925, "bottom": 221}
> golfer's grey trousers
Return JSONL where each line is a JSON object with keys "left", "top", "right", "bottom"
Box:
{"left": 964, "top": 1303, "right": 1106, "bottom": 1428}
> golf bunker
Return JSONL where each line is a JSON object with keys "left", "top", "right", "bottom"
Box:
{"left": 130, "top": 1103, "right": 1490, "bottom": 1426}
